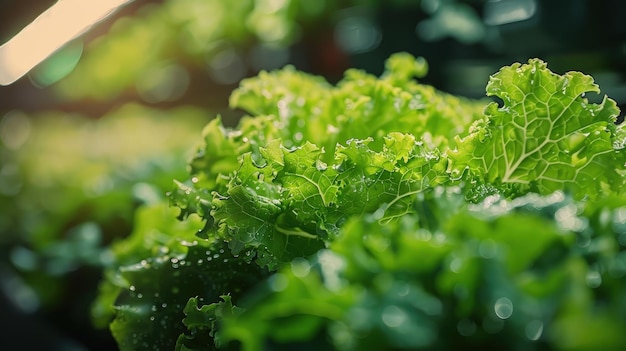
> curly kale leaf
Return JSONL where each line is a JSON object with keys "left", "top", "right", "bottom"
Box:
{"left": 449, "top": 58, "right": 625, "bottom": 199}
{"left": 172, "top": 53, "right": 484, "bottom": 220}
{"left": 207, "top": 132, "right": 448, "bottom": 270}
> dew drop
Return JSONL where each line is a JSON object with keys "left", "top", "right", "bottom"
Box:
{"left": 315, "top": 159, "right": 327, "bottom": 171}
{"left": 372, "top": 206, "right": 386, "bottom": 220}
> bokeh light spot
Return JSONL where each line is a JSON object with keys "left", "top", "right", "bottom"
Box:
{"left": 494, "top": 297, "right": 513, "bottom": 319}
{"left": 525, "top": 319, "right": 544, "bottom": 341}
{"left": 484, "top": 0, "right": 537, "bottom": 26}
{"left": 249, "top": 43, "right": 290, "bottom": 72}
{"left": 334, "top": 14, "right": 381, "bottom": 54}
{"left": 136, "top": 63, "right": 190, "bottom": 103}
{"left": 381, "top": 305, "right": 407, "bottom": 328}
{"left": 208, "top": 48, "right": 247, "bottom": 85}
{"left": 0, "top": 110, "right": 31, "bottom": 150}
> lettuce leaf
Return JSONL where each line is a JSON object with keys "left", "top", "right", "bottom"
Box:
{"left": 201, "top": 132, "right": 449, "bottom": 269}
{"left": 449, "top": 59, "right": 625, "bottom": 199}
{"left": 171, "top": 53, "right": 482, "bottom": 269}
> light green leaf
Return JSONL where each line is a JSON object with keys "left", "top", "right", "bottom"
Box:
{"left": 280, "top": 142, "right": 340, "bottom": 220}
{"left": 449, "top": 58, "right": 624, "bottom": 199}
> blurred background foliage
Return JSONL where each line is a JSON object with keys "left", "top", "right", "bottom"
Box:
{"left": 0, "top": 104, "right": 208, "bottom": 349}
{"left": 0, "top": 0, "right": 625, "bottom": 350}
{"left": 2, "top": 0, "right": 626, "bottom": 119}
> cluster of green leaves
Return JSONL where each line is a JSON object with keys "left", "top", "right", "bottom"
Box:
{"left": 216, "top": 190, "right": 626, "bottom": 351}
{"left": 449, "top": 59, "right": 624, "bottom": 199}
{"left": 98, "top": 53, "right": 626, "bottom": 350}
{"left": 171, "top": 53, "right": 484, "bottom": 269}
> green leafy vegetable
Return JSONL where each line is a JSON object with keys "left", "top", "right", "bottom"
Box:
{"left": 170, "top": 52, "right": 483, "bottom": 269}
{"left": 215, "top": 190, "right": 626, "bottom": 351}
{"left": 449, "top": 59, "right": 625, "bottom": 198}
{"left": 95, "top": 203, "right": 268, "bottom": 351}
{"left": 95, "top": 53, "right": 625, "bottom": 351}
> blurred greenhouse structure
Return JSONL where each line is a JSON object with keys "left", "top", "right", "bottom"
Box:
{"left": 0, "top": 0, "right": 625, "bottom": 350}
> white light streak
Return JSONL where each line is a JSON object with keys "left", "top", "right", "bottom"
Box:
{"left": 0, "top": 0, "right": 133, "bottom": 86}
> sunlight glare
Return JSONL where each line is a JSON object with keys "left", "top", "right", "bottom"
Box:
{"left": 0, "top": 0, "right": 133, "bottom": 86}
